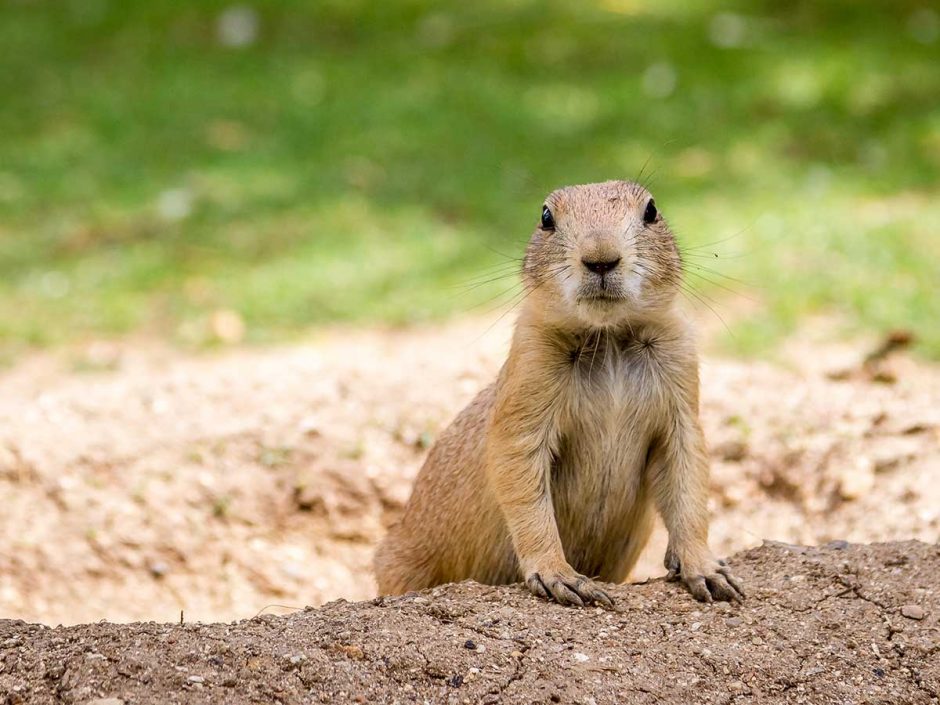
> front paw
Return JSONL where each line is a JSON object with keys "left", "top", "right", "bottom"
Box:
{"left": 525, "top": 567, "right": 614, "bottom": 608}
{"left": 666, "top": 551, "right": 745, "bottom": 603}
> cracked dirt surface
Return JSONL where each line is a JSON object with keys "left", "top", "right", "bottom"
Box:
{"left": 1, "top": 316, "right": 939, "bottom": 626}
{"left": 1, "top": 541, "right": 938, "bottom": 704}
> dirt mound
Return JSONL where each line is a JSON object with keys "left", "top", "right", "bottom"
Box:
{"left": 2, "top": 541, "right": 937, "bottom": 704}
{"left": 0, "top": 317, "right": 939, "bottom": 626}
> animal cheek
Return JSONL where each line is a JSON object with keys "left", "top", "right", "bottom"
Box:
{"left": 624, "top": 266, "right": 644, "bottom": 298}
{"left": 561, "top": 277, "right": 582, "bottom": 307}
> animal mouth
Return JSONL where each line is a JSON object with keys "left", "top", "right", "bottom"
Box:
{"left": 579, "top": 292, "right": 625, "bottom": 303}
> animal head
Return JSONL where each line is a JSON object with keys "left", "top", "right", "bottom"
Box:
{"left": 522, "top": 180, "right": 682, "bottom": 329}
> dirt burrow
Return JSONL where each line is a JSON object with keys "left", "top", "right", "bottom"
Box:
{"left": 1, "top": 541, "right": 938, "bottom": 704}
{"left": 0, "top": 316, "right": 938, "bottom": 625}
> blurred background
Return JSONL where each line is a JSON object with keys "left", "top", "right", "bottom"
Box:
{"left": 1, "top": 1, "right": 940, "bottom": 626}
{"left": 1, "top": 0, "right": 938, "bottom": 360}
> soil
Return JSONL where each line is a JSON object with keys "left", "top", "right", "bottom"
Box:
{"left": 1, "top": 541, "right": 938, "bottom": 704}
{"left": 0, "top": 316, "right": 939, "bottom": 626}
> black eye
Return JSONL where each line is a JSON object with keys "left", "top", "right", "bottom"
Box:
{"left": 540, "top": 205, "right": 555, "bottom": 231}
{"left": 643, "top": 199, "right": 657, "bottom": 224}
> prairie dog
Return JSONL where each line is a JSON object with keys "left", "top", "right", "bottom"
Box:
{"left": 375, "top": 180, "right": 743, "bottom": 606}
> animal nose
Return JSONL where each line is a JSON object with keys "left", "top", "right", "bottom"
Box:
{"left": 581, "top": 256, "right": 621, "bottom": 275}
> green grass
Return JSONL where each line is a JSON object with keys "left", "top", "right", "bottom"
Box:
{"left": 0, "top": 0, "right": 938, "bottom": 357}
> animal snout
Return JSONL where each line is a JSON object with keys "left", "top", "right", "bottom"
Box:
{"left": 581, "top": 256, "right": 621, "bottom": 275}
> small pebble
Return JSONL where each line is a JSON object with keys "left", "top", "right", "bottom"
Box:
{"left": 187, "top": 675, "right": 204, "bottom": 684}
{"left": 340, "top": 645, "right": 364, "bottom": 659}
{"left": 900, "top": 605, "right": 925, "bottom": 620}
{"left": 464, "top": 640, "right": 476, "bottom": 650}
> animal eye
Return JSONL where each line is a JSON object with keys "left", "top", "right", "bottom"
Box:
{"left": 643, "top": 199, "right": 657, "bottom": 224}
{"left": 540, "top": 205, "right": 555, "bottom": 231}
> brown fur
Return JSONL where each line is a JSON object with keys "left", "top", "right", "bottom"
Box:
{"left": 374, "top": 180, "right": 744, "bottom": 606}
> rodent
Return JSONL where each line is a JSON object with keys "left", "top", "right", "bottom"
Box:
{"left": 374, "top": 180, "right": 744, "bottom": 607}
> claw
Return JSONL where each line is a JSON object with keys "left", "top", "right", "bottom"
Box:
{"left": 525, "top": 570, "right": 616, "bottom": 609}
{"left": 706, "top": 574, "right": 740, "bottom": 603}
{"left": 718, "top": 566, "right": 746, "bottom": 600}
{"left": 590, "top": 586, "right": 615, "bottom": 609}
{"left": 557, "top": 584, "right": 584, "bottom": 607}
{"left": 672, "top": 551, "right": 745, "bottom": 603}
{"left": 527, "top": 573, "right": 550, "bottom": 600}
{"left": 686, "top": 575, "right": 713, "bottom": 603}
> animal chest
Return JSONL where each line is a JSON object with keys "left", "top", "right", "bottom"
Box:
{"left": 549, "top": 339, "right": 671, "bottom": 561}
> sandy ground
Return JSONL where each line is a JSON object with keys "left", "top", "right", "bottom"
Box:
{"left": 1, "top": 541, "right": 937, "bottom": 704}
{"left": 0, "top": 315, "right": 938, "bottom": 626}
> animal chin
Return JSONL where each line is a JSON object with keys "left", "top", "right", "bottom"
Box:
{"left": 574, "top": 292, "right": 632, "bottom": 326}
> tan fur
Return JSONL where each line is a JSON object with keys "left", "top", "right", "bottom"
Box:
{"left": 374, "top": 180, "right": 744, "bottom": 606}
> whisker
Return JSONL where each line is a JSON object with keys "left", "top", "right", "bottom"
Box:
{"left": 682, "top": 261, "right": 761, "bottom": 288}
{"left": 679, "top": 283, "right": 735, "bottom": 339}
{"left": 588, "top": 329, "right": 600, "bottom": 376}
{"left": 459, "top": 258, "right": 568, "bottom": 308}
{"left": 459, "top": 258, "right": 524, "bottom": 276}
{"left": 449, "top": 269, "right": 523, "bottom": 294}
{"left": 466, "top": 259, "right": 523, "bottom": 274}
{"left": 453, "top": 261, "right": 521, "bottom": 279}
{"left": 680, "top": 249, "right": 753, "bottom": 261}
{"left": 483, "top": 243, "right": 526, "bottom": 262}
{"left": 472, "top": 288, "right": 533, "bottom": 342}
{"left": 470, "top": 260, "right": 572, "bottom": 344}
{"left": 681, "top": 225, "right": 752, "bottom": 253}
{"left": 682, "top": 280, "right": 727, "bottom": 309}
{"left": 683, "top": 269, "right": 759, "bottom": 302}
{"left": 468, "top": 281, "right": 525, "bottom": 312}
{"left": 639, "top": 167, "right": 659, "bottom": 191}
{"left": 634, "top": 153, "right": 654, "bottom": 187}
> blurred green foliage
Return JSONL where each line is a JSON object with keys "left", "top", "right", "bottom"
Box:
{"left": 0, "top": 0, "right": 937, "bottom": 357}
